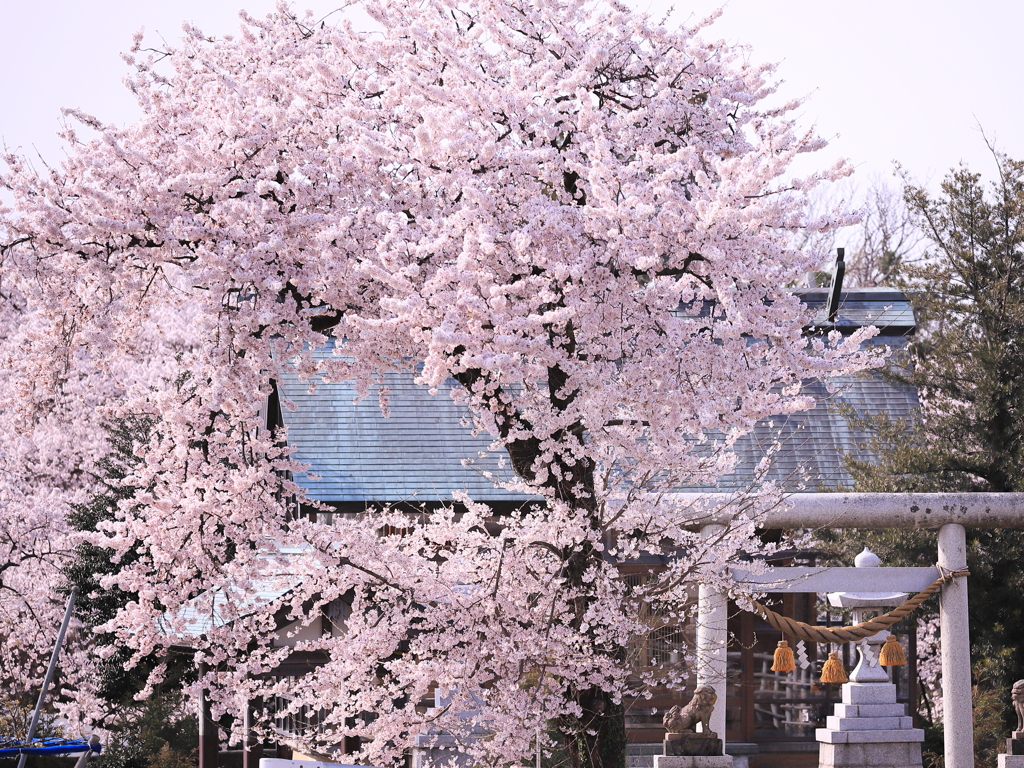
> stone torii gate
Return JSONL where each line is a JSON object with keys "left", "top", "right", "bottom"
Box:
{"left": 684, "top": 492, "right": 1024, "bottom": 768}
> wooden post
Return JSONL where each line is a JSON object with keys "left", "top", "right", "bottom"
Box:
{"left": 198, "top": 662, "right": 219, "bottom": 768}
{"left": 938, "top": 523, "right": 974, "bottom": 768}
{"left": 243, "top": 700, "right": 262, "bottom": 768}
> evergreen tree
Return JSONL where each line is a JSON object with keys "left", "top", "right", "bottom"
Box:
{"left": 850, "top": 153, "right": 1024, "bottom": 491}
{"left": 63, "top": 417, "right": 197, "bottom": 768}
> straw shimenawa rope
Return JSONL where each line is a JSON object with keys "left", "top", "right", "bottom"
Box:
{"left": 751, "top": 565, "right": 969, "bottom": 645}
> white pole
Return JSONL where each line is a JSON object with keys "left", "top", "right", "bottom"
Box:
{"left": 696, "top": 524, "right": 728, "bottom": 750}
{"left": 938, "top": 523, "right": 974, "bottom": 768}
{"left": 18, "top": 588, "right": 78, "bottom": 768}
{"left": 72, "top": 736, "right": 100, "bottom": 768}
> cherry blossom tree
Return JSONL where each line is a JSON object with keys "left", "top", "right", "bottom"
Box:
{"left": 0, "top": 267, "right": 103, "bottom": 716}
{"left": 0, "top": 256, "right": 193, "bottom": 726}
{"left": 1, "top": 0, "right": 880, "bottom": 765}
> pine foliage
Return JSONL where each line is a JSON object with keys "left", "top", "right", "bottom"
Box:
{"left": 63, "top": 417, "right": 196, "bottom": 759}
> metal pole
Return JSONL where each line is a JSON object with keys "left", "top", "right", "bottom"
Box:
{"left": 938, "top": 524, "right": 974, "bottom": 768}
{"left": 72, "top": 735, "right": 100, "bottom": 768}
{"left": 17, "top": 588, "right": 78, "bottom": 768}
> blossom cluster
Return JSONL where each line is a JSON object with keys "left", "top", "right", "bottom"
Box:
{"left": 0, "top": 0, "right": 878, "bottom": 763}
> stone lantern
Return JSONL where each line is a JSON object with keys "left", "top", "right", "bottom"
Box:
{"left": 816, "top": 547, "right": 925, "bottom": 768}
{"left": 826, "top": 547, "right": 906, "bottom": 682}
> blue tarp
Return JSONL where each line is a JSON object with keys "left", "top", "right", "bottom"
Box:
{"left": 0, "top": 738, "right": 101, "bottom": 757}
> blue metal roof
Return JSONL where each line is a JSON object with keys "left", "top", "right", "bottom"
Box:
{"left": 278, "top": 291, "right": 917, "bottom": 501}
{"left": 160, "top": 547, "right": 308, "bottom": 638}
{"left": 797, "top": 287, "right": 915, "bottom": 333}
{"left": 277, "top": 363, "right": 529, "bottom": 503}
{"left": 687, "top": 343, "right": 919, "bottom": 492}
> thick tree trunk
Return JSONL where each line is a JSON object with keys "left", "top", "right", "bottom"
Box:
{"left": 562, "top": 692, "right": 627, "bottom": 768}
{"left": 537, "top": 455, "right": 626, "bottom": 768}
{"left": 559, "top": 542, "right": 627, "bottom": 768}
{"left": 454, "top": 361, "right": 628, "bottom": 768}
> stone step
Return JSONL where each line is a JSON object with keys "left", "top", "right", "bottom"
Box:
{"left": 817, "top": 727, "right": 925, "bottom": 744}
{"left": 652, "top": 756, "right": 733, "bottom": 768}
{"left": 820, "top": 741, "right": 923, "bottom": 768}
{"left": 833, "top": 703, "right": 907, "bottom": 718}
{"left": 826, "top": 715, "right": 915, "bottom": 731}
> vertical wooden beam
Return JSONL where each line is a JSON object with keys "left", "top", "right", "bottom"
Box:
{"left": 243, "top": 700, "right": 263, "bottom": 768}
{"left": 198, "top": 662, "right": 219, "bottom": 768}
{"left": 909, "top": 619, "right": 920, "bottom": 726}
{"left": 938, "top": 523, "right": 974, "bottom": 768}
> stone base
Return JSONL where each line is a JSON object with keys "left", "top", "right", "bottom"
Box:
{"left": 664, "top": 736, "right": 722, "bottom": 756}
{"left": 653, "top": 757, "right": 732, "bottom": 768}
{"left": 1010, "top": 738, "right": 1024, "bottom": 755}
{"left": 842, "top": 682, "right": 897, "bottom": 705}
{"left": 818, "top": 682, "right": 923, "bottom": 768}
{"left": 826, "top": 715, "right": 915, "bottom": 730}
{"left": 820, "top": 742, "right": 922, "bottom": 768}
{"left": 998, "top": 756, "right": 1024, "bottom": 768}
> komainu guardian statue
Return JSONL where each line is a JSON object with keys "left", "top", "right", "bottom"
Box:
{"left": 663, "top": 685, "right": 717, "bottom": 735}
{"left": 662, "top": 685, "right": 722, "bottom": 758}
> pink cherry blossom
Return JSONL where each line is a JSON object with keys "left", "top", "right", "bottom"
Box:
{"left": 0, "top": 0, "right": 879, "bottom": 763}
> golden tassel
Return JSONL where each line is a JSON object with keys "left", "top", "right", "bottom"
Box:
{"left": 820, "top": 651, "right": 848, "bottom": 684}
{"left": 771, "top": 640, "right": 796, "bottom": 672}
{"left": 879, "top": 635, "right": 907, "bottom": 667}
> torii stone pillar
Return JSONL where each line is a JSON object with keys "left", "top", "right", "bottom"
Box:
{"left": 696, "top": 523, "right": 729, "bottom": 748}
{"left": 939, "top": 523, "right": 974, "bottom": 768}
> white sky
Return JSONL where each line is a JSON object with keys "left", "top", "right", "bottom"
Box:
{"left": 2, "top": 0, "right": 1022, "bottom": 196}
